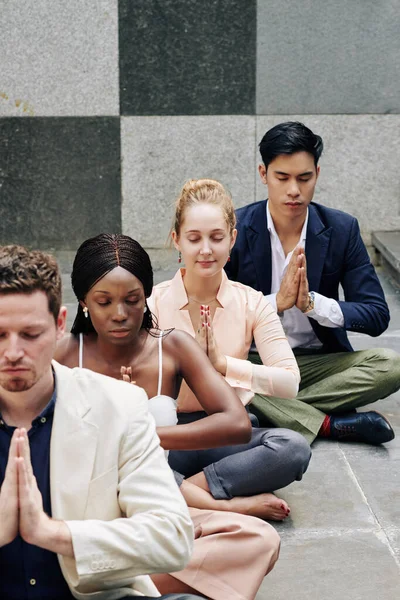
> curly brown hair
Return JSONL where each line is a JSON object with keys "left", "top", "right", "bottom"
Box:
{"left": 0, "top": 245, "right": 62, "bottom": 322}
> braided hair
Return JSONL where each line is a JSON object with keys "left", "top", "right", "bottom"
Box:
{"left": 70, "top": 233, "right": 155, "bottom": 335}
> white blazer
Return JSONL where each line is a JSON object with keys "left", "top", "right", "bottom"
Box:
{"left": 50, "top": 361, "right": 193, "bottom": 599}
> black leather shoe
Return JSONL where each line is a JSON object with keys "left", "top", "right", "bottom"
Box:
{"left": 330, "top": 411, "right": 395, "bottom": 445}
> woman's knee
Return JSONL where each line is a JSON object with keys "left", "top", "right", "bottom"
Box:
{"left": 287, "top": 431, "right": 312, "bottom": 474}
{"left": 263, "top": 428, "right": 312, "bottom": 475}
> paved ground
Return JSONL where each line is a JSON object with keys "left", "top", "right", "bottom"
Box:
{"left": 61, "top": 264, "right": 400, "bottom": 597}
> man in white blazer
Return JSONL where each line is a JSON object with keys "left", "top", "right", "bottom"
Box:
{"left": 0, "top": 245, "right": 195, "bottom": 599}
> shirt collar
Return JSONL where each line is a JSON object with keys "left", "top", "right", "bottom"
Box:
{"left": 32, "top": 379, "right": 57, "bottom": 424}
{"left": 169, "top": 268, "right": 230, "bottom": 309}
{"left": 266, "top": 201, "right": 309, "bottom": 245}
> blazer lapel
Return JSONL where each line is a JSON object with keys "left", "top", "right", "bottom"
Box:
{"left": 246, "top": 201, "right": 272, "bottom": 295}
{"left": 50, "top": 362, "right": 98, "bottom": 521}
{"left": 306, "top": 204, "right": 332, "bottom": 292}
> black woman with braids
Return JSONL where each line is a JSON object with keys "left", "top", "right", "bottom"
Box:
{"left": 55, "top": 233, "right": 281, "bottom": 600}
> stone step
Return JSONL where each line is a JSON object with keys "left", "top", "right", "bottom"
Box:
{"left": 371, "top": 231, "right": 400, "bottom": 284}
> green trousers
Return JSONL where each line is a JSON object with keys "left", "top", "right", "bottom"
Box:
{"left": 249, "top": 348, "right": 400, "bottom": 444}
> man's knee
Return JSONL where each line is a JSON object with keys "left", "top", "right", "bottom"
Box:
{"left": 376, "top": 347, "right": 400, "bottom": 369}
{"left": 255, "top": 519, "right": 281, "bottom": 559}
{"left": 365, "top": 347, "right": 400, "bottom": 389}
{"left": 363, "top": 347, "right": 399, "bottom": 366}
{"left": 234, "top": 513, "right": 281, "bottom": 573}
{"left": 249, "top": 519, "right": 281, "bottom": 573}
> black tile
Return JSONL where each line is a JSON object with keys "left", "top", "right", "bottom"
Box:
{"left": 119, "top": 0, "right": 256, "bottom": 115}
{"left": 0, "top": 118, "right": 121, "bottom": 250}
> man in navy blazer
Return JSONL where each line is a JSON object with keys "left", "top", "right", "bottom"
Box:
{"left": 226, "top": 121, "right": 400, "bottom": 445}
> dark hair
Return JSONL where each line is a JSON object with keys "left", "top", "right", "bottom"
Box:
{"left": 0, "top": 244, "right": 61, "bottom": 322}
{"left": 70, "top": 233, "right": 155, "bottom": 335}
{"left": 259, "top": 121, "right": 323, "bottom": 170}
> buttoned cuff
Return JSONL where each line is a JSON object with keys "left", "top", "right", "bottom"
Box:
{"left": 305, "top": 292, "right": 345, "bottom": 328}
{"left": 225, "top": 356, "right": 252, "bottom": 390}
{"left": 65, "top": 520, "right": 120, "bottom": 584}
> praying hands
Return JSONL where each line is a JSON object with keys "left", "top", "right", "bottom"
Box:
{"left": 195, "top": 305, "right": 227, "bottom": 376}
{"left": 276, "top": 246, "right": 310, "bottom": 314}
{"left": 0, "top": 428, "right": 73, "bottom": 556}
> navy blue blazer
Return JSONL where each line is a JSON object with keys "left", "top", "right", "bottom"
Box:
{"left": 225, "top": 200, "right": 390, "bottom": 353}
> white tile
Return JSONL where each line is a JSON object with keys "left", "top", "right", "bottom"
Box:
{"left": 0, "top": 1, "right": 119, "bottom": 116}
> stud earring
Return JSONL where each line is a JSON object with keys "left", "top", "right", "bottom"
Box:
{"left": 83, "top": 306, "right": 89, "bottom": 318}
{"left": 227, "top": 254, "right": 231, "bottom": 262}
{"left": 178, "top": 251, "right": 182, "bottom": 264}
{"left": 143, "top": 306, "right": 147, "bottom": 313}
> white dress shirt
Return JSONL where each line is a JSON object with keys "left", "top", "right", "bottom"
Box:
{"left": 265, "top": 204, "right": 344, "bottom": 349}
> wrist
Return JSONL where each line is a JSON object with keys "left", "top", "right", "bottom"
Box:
{"left": 216, "top": 356, "right": 227, "bottom": 376}
{"left": 34, "top": 517, "right": 73, "bottom": 557}
{"left": 276, "top": 293, "right": 294, "bottom": 314}
{"left": 23, "top": 512, "right": 53, "bottom": 548}
{"left": 301, "top": 291, "right": 315, "bottom": 314}
{"left": 276, "top": 293, "right": 284, "bottom": 314}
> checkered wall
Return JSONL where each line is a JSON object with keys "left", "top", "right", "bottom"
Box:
{"left": 1, "top": 0, "right": 400, "bottom": 260}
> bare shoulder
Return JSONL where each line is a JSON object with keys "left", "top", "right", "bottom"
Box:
{"left": 158, "top": 328, "right": 200, "bottom": 357}
{"left": 54, "top": 333, "right": 79, "bottom": 367}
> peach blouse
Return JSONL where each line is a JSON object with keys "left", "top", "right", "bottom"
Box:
{"left": 148, "top": 269, "right": 300, "bottom": 412}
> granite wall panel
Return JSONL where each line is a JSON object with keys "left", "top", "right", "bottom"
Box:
{"left": 256, "top": 115, "right": 400, "bottom": 242}
{"left": 121, "top": 116, "right": 256, "bottom": 253}
{"left": 0, "top": 0, "right": 119, "bottom": 117}
{"left": 1, "top": 1, "right": 398, "bottom": 257}
{"left": 119, "top": 0, "right": 256, "bottom": 115}
{"left": 0, "top": 118, "right": 122, "bottom": 249}
{"left": 257, "top": 0, "right": 400, "bottom": 115}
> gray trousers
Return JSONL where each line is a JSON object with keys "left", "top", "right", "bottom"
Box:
{"left": 168, "top": 412, "right": 312, "bottom": 500}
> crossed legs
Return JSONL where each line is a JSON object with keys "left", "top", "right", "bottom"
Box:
{"left": 249, "top": 348, "right": 400, "bottom": 443}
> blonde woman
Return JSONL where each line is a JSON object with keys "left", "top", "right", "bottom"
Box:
{"left": 149, "top": 179, "right": 312, "bottom": 519}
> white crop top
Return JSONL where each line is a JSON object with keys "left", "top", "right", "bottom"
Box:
{"left": 78, "top": 333, "right": 177, "bottom": 428}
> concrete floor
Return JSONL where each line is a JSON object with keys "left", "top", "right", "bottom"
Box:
{"left": 257, "top": 269, "right": 400, "bottom": 599}
{"left": 61, "top": 264, "right": 400, "bottom": 597}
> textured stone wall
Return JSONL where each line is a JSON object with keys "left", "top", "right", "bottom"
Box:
{"left": 1, "top": 0, "right": 399, "bottom": 261}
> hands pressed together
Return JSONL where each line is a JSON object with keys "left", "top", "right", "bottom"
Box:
{"left": 276, "top": 247, "right": 311, "bottom": 314}
{"left": 120, "top": 366, "right": 136, "bottom": 384}
{"left": 0, "top": 428, "right": 73, "bottom": 556}
{"left": 120, "top": 307, "right": 227, "bottom": 382}
{"left": 195, "top": 305, "right": 227, "bottom": 376}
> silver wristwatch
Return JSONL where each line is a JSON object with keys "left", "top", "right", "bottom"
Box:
{"left": 302, "top": 291, "right": 315, "bottom": 313}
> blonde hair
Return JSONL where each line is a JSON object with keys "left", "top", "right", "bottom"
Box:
{"left": 173, "top": 179, "right": 236, "bottom": 237}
